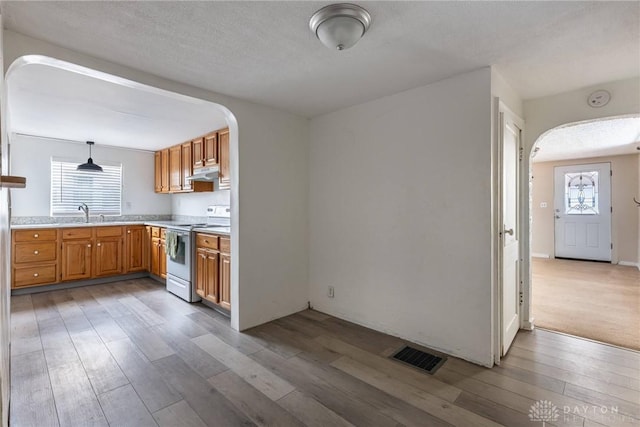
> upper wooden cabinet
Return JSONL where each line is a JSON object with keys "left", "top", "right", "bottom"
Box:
{"left": 169, "top": 145, "right": 182, "bottom": 192}
{"left": 181, "top": 142, "right": 193, "bottom": 192}
{"left": 218, "top": 128, "right": 230, "bottom": 190}
{"left": 160, "top": 149, "right": 170, "bottom": 193}
{"left": 154, "top": 151, "right": 162, "bottom": 193}
{"left": 204, "top": 132, "right": 218, "bottom": 166}
{"left": 192, "top": 137, "right": 205, "bottom": 169}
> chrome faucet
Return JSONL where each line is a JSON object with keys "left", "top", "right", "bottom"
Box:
{"left": 78, "top": 203, "right": 89, "bottom": 223}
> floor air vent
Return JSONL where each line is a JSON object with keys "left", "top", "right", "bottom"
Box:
{"left": 391, "top": 345, "right": 446, "bottom": 374}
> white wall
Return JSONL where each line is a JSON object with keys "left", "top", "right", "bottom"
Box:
{"left": 4, "top": 30, "right": 310, "bottom": 332}
{"left": 171, "top": 191, "right": 230, "bottom": 218}
{"left": 10, "top": 134, "right": 171, "bottom": 217}
{"left": 309, "top": 68, "right": 494, "bottom": 367}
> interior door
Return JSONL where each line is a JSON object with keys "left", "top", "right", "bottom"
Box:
{"left": 554, "top": 163, "right": 611, "bottom": 261}
{"left": 501, "top": 110, "right": 521, "bottom": 356}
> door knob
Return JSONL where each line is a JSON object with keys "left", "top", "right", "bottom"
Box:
{"left": 504, "top": 228, "right": 514, "bottom": 236}
{"left": 555, "top": 215, "right": 560, "bottom": 219}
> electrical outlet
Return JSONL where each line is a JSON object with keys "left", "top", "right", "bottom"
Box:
{"left": 328, "top": 286, "right": 334, "bottom": 298}
{"left": 540, "top": 202, "right": 547, "bottom": 208}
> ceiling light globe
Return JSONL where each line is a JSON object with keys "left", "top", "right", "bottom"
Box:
{"left": 316, "top": 16, "right": 365, "bottom": 50}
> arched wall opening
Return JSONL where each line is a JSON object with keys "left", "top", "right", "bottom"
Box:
{"left": 3, "top": 55, "right": 242, "bottom": 330}
{"left": 523, "top": 114, "right": 640, "bottom": 335}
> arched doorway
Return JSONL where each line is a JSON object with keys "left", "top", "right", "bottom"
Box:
{"left": 527, "top": 115, "right": 640, "bottom": 349}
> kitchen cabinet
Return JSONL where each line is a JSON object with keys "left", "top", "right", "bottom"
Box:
{"left": 169, "top": 145, "right": 182, "bottom": 192}
{"left": 154, "top": 151, "right": 162, "bottom": 193}
{"left": 61, "top": 227, "right": 94, "bottom": 281}
{"left": 204, "top": 132, "right": 218, "bottom": 166}
{"left": 218, "top": 128, "right": 230, "bottom": 190}
{"left": 160, "top": 149, "right": 170, "bottom": 193}
{"left": 149, "top": 226, "right": 166, "bottom": 278}
{"left": 11, "top": 228, "right": 60, "bottom": 288}
{"left": 194, "top": 232, "right": 230, "bottom": 311}
{"left": 192, "top": 136, "right": 205, "bottom": 169}
{"left": 219, "top": 237, "right": 231, "bottom": 310}
{"left": 62, "top": 226, "right": 124, "bottom": 280}
{"left": 181, "top": 142, "right": 193, "bottom": 192}
{"left": 126, "top": 225, "right": 147, "bottom": 273}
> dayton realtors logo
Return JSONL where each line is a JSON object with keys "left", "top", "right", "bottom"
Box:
{"left": 529, "top": 400, "right": 560, "bottom": 426}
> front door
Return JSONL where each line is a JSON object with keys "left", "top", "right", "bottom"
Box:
{"left": 554, "top": 163, "right": 611, "bottom": 261}
{"left": 501, "top": 109, "right": 521, "bottom": 356}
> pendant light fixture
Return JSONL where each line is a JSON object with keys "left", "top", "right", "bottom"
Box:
{"left": 77, "top": 141, "right": 103, "bottom": 172}
{"left": 309, "top": 3, "right": 371, "bottom": 51}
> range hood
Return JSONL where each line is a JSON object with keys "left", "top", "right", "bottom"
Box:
{"left": 186, "top": 165, "right": 219, "bottom": 182}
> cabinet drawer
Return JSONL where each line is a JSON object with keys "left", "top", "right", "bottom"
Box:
{"left": 13, "top": 264, "right": 57, "bottom": 288}
{"left": 151, "top": 226, "right": 160, "bottom": 238}
{"left": 62, "top": 228, "right": 93, "bottom": 240}
{"left": 96, "top": 226, "right": 123, "bottom": 237}
{"left": 219, "top": 237, "right": 230, "bottom": 254}
{"left": 14, "top": 229, "right": 57, "bottom": 242}
{"left": 196, "top": 233, "right": 218, "bottom": 250}
{"left": 14, "top": 242, "right": 57, "bottom": 264}
{"left": 160, "top": 228, "right": 166, "bottom": 239}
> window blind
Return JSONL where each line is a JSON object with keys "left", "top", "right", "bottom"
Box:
{"left": 51, "top": 158, "right": 122, "bottom": 216}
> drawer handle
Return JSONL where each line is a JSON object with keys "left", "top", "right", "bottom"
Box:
{"left": 87, "top": 244, "right": 92, "bottom": 248}
{"left": 33, "top": 233, "right": 39, "bottom": 238}
{"left": 33, "top": 250, "right": 39, "bottom": 255}
{"left": 97, "top": 243, "right": 101, "bottom": 247}
{"left": 33, "top": 273, "right": 38, "bottom": 277}
{"left": 127, "top": 230, "right": 131, "bottom": 234}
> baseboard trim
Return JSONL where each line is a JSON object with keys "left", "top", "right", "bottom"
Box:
{"left": 521, "top": 317, "right": 535, "bottom": 331}
{"left": 618, "top": 261, "right": 640, "bottom": 270}
{"left": 531, "top": 253, "right": 550, "bottom": 259}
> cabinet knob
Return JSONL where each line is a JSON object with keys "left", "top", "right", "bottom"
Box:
{"left": 97, "top": 243, "right": 101, "bottom": 247}
{"left": 33, "top": 233, "right": 39, "bottom": 238}
{"left": 204, "top": 240, "right": 209, "bottom": 243}
{"left": 87, "top": 244, "right": 92, "bottom": 248}
{"left": 34, "top": 250, "right": 39, "bottom": 255}
{"left": 127, "top": 230, "right": 131, "bottom": 234}
{"left": 33, "top": 273, "right": 39, "bottom": 277}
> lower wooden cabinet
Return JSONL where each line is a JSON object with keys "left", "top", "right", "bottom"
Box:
{"left": 195, "top": 233, "right": 230, "bottom": 311}
{"left": 94, "top": 237, "right": 123, "bottom": 277}
{"left": 148, "top": 226, "right": 167, "bottom": 278}
{"left": 125, "top": 226, "right": 147, "bottom": 272}
{"left": 12, "top": 228, "right": 60, "bottom": 288}
{"left": 61, "top": 239, "right": 93, "bottom": 281}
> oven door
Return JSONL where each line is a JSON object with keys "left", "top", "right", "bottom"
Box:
{"left": 166, "top": 230, "right": 191, "bottom": 282}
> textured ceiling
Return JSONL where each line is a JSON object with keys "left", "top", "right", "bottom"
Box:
{"left": 8, "top": 63, "right": 228, "bottom": 150}
{"left": 533, "top": 117, "right": 640, "bottom": 163}
{"left": 2, "top": 1, "right": 638, "bottom": 118}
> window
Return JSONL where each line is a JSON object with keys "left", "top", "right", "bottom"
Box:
{"left": 51, "top": 158, "right": 122, "bottom": 216}
{"left": 564, "top": 171, "right": 599, "bottom": 215}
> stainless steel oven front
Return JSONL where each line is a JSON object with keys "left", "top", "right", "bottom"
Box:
{"left": 165, "top": 228, "right": 200, "bottom": 302}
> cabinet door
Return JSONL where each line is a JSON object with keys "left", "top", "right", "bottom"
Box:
{"left": 204, "top": 132, "right": 218, "bottom": 166}
{"left": 181, "top": 142, "right": 193, "bottom": 192}
{"left": 62, "top": 240, "right": 92, "bottom": 281}
{"left": 219, "top": 253, "right": 231, "bottom": 310}
{"left": 151, "top": 237, "right": 160, "bottom": 276}
{"left": 169, "top": 145, "right": 182, "bottom": 192}
{"left": 205, "top": 250, "right": 218, "bottom": 303}
{"left": 218, "top": 129, "right": 230, "bottom": 190}
{"left": 160, "top": 148, "right": 170, "bottom": 193}
{"left": 192, "top": 137, "right": 205, "bottom": 169}
{"left": 125, "top": 226, "right": 146, "bottom": 272}
{"left": 154, "top": 151, "right": 162, "bottom": 193}
{"left": 94, "top": 237, "right": 123, "bottom": 277}
{"left": 195, "top": 247, "right": 207, "bottom": 298}
{"left": 159, "top": 239, "right": 167, "bottom": 279}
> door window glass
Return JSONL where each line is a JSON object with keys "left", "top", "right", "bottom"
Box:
{"left": 565, "top": 171, "right": 599, "bottom": 215}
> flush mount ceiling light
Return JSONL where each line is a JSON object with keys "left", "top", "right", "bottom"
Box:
{"left": 77, "top": 141, "right": 103, "bottom": 172}
{"left": 310, "top": 3, "right": 371, "bottom": 51}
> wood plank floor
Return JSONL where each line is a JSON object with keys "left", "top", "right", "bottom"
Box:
{"left": 10, "top": 278, "right": 640, "bottom": 426}
{"left": 532, "top": 258, "right": 640, "bottom": 350}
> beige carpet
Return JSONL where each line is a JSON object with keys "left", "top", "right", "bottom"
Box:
{"left": 532, "top": 258, "right": 640, "bottom": 350}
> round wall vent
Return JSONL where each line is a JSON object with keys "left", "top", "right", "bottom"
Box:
{"left": 587, "top": 90, "right": 610, "bottom": 108}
